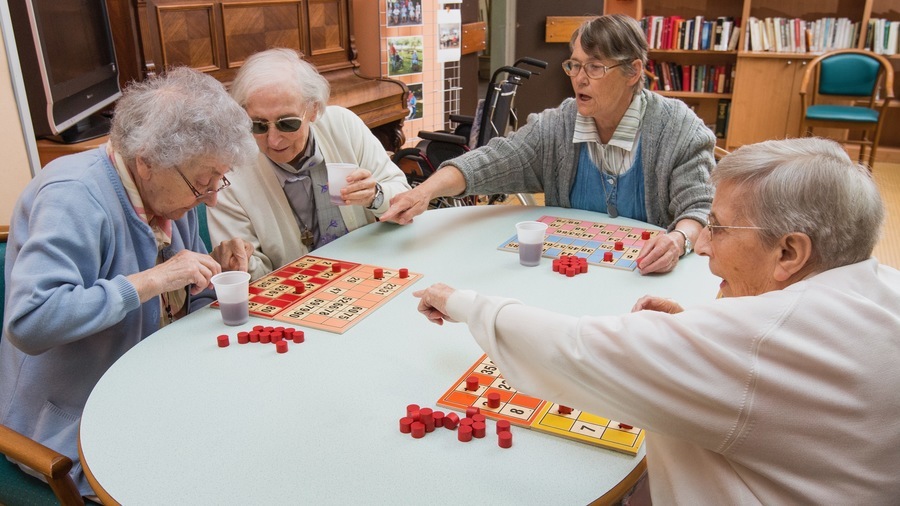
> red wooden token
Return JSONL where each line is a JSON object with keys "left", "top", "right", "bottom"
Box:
{"left": 237, "top": 332, "right": 250, "bottom": 344}
{"left": 275, "top": 341, "right": 288, "bottom": 353}
{"left": 399, "top": 417, "right": 414, "bottom": 434}
{"left": 457, "top": 425, "right": 473, "bottom": 442}
{"left": 419, "top": 408, "right": 434, "bottom": 432}
{"left": 217, "top": 334, "right": 229, "bottom": 347}
{"left": 472, "top": 421, "right": 486, "bottom": 438}
{"left": 253, "top": 325, "right": 265, "bottom": 332}
{"left": 332, "top": 263, "right": 341, "bottom": 273}
{"left": 618, "top": 423, "right": 633, "bottom": 430}
{"left": 465, "top": 376, "right": 479, "bottom": 391}
{"left": 472, "top": 413, "right": 487, "bottom": 424}
{"left": 614, "top": 241, "right": 624, "bottom": 251}
{"left": 411, "top": 421, "right": 426, "bottom": 439}
{"left": 641, "top": 230, "right": 651, "bottom": 240}
{"left": 399, "top": 268, "right": 409, "bottom": 278}
{"left": 249, "top": 331, "right": 260, "bottom": 343}
{"left": 459, "top": 417, "right": 474, "bottom": 427}
{"left": 271, "top": 331, "right": 283, "bottom": 343}
{"left": 406, "top": 404, "right": 420, "bottom": 418}
{"left": 259, "top": 331, "right": 271, "bottom": 344}
{"left": 292, "top": 330, "right": 305, "bottom": 344}
{"left": 466, "top": 406, "right": 480, "bottom": 418}
{"left": 486, "top": 392, "right": 501, "bottom": 408}
{"left": 558, "top": 405, "right": 573, "bottom": 415}
{"left": 432, "top": 411, "right": 445, "bottom": 428}
{"left": 443, "top": 412, "right": 460, "bottom": 430}
{"left": 374, "top": 268, "right": 384, "bottom": 279}
{"left": 496, "top": 419, "right": 511, "bottom": 434}
{"left": 498, "top": 431, "right": 513, "bottom": 448}
{"left": 603, "top": 251, "right": 613, "bottom": 262}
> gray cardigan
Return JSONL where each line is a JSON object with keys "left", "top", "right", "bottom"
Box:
{"left": 446, "top": 90, "right": 715, "bottom": 230}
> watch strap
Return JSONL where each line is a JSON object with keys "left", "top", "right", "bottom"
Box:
{"left": 671, "top": 228, "right": 692, "bottom": 256}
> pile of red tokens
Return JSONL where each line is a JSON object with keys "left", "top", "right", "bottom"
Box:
{"left": 216, "top": 325, "right": 305, "bottom": 354}
{"left": 399, "top": 403, "right": 512, "bottom": 449}
{"left": 552, "top": 254, "right": 589, "bottom": 277}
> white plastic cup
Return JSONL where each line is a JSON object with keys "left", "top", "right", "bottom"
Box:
{"left": 515, "top": 221, "right": 548, "bottom": 267}
{"left": 211, "top": 271, "right": 251, "bottom": 326}
{"left": 326, "top": 162, "right": 357, "bottom": 205}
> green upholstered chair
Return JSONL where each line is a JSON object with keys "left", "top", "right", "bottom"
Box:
{"left": 196, "top": 202, "right": 213, "bottom": 252}
{"left": 798, "top": 49, "right": 895, "bottom": 169}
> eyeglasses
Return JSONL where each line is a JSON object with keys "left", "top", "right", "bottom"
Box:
{"left": 706, "top": 222, "right": 767, "bottom": 238}
{"left": 250, "top": 117, "right": 304, "bottom": 135}
{"left": 175, "top": 167, "right": 230, "bottom": 200}
{"left": 561, "top": 59, "right": 625, "bottom": 79}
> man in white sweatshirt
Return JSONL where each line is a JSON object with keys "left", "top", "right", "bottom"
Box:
{"left": 413, "top": 137, "right": 900, "bottom": 504}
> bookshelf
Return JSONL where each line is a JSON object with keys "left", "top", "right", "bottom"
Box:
{"left": 606, "top": 0, "right": 744, "bottom": 147}
{"left": 603, "top": 0, "right": 900, "bottom": 162}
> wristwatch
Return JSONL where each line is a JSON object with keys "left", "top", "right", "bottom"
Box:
{"left": 368, "top": 183, "right": 384, "bottom": 210}
{"left": 671, "top": 228, "right": 692, "bottom": 256}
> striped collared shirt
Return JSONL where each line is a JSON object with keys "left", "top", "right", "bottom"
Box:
{"left": 572, "top": 93, "right": 646, "bottom": 176}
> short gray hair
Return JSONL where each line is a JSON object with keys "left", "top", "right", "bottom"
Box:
{"left": 230, "top": 48, "right": 330, "bottom": 119}
{"left": 109, "top": 67, "right": 256, "bottom": 171}
{"left": 712, "top": 137, "right": 884, "bottom": 271}
{"left": 570, "top": 14, "right": 647, "bottom": 92}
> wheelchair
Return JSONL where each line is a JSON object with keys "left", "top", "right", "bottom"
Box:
{"left": 392, "top": 57, "right": 548, "bottom": 208}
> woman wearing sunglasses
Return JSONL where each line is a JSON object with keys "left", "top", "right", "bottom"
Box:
{"left": 382, "top": 14, "right": 715, "bottom": 275}
{"left": 208, "top": 48, "right": 411, "bottom": 280}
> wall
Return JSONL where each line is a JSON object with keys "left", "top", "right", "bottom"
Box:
{"left": 0, "top": 13, "right": 35, "bottom": 226}
{"left": 512, "top": 0, "right": 601, "bottom": 120}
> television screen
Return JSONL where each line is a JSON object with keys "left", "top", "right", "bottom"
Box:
{"left": 9, "top": 0, "right": 122, "bottom": 143}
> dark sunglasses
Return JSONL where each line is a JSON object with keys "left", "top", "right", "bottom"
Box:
{"left": 250, "top": 117, "right": 303, "bottom": 135}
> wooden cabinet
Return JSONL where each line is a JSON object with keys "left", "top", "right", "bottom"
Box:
{"left": 727, "top": 55, "right": 810, "bottom": 148}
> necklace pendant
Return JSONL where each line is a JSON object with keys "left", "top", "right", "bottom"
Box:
{"left": 301, "top": 228, "right": 315, "bottom": 249}
{"left": 607, "top": 203, "right": 618, "bottom": 218}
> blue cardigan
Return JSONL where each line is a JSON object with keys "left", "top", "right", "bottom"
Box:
{"left": 0, "top": 146, "right": 211, "bottom": 494}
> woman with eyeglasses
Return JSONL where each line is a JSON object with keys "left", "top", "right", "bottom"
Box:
{"left": 0, "top": 67, "right": 258, "bottom": 497}
{"left": 382, "top": 14, "right": 715, "bottom": 275}
{"left": 208, "top": 48, "right": 411, "bottom": 280}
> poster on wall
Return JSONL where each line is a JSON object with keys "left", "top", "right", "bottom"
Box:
{"left": 387, "top": 36, "right": 424, "bottom": 76}
{"left": 436, "top": 8, "right": 461, "bottom": 63}
{"left": 386, "top": 0, "right": 422, "bottom": 27}
{"left": 406, "top": 83, "right": 423, "bottom": 120}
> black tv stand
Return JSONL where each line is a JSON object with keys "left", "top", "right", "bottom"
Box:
{"left": 43, "top": 113, "right": 112, "bottom": 144}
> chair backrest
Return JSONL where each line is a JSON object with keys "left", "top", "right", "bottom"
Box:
{"left": 476, "top": 79, "right": 520, "bottom": 147}
{"left": 196, "top": 203, "right": 213, "bottom": 253}
{"left": 819, "top": 53, "right": 882, "bottom": 97}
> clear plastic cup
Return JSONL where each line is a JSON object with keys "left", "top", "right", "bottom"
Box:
{"left": 515, "top": 221, "right": 548, "bottom": 267}
{"left": 211, "top": 271, "right": 251, "bottom": 326}
{"left": 326, "top": 162, "right": 357, "bottom": 205}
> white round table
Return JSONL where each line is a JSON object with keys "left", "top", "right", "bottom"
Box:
{"left": 80, "top": 205, "right": 720, "bottom": 504}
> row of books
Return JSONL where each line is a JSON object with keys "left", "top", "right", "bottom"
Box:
{"left": 646, "top": 60, "right": 735, "bottom": 95}
{"left": 867, "top": 19, "right": 900, "bottom": 55}
{"left": 745, "top": 17, "right": 861, "bottom": 53}
{"left": 641, "top": 16, "right": 741, "bottom": 52}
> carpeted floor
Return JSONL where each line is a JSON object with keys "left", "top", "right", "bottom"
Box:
{"left": 501, "top": 162, "right": 900, "bottom": 269}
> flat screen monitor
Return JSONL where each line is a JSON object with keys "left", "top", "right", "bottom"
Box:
{"left": 8, "top": 0, "right": 122, "bottom": 143}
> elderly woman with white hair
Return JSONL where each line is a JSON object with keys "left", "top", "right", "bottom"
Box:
{"left": 383, "top": 14, "right": 715, "bottom": 275}
{"left": 0, "top": 67, "right": 258, "bottom": 497}
{"left": 413, "top": 137, "right": 900, "bottom": 503}
{"left": 208, "top": 48, "right": 410, "bottom": 280}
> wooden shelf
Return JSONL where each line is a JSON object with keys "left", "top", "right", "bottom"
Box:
{"left": 657, "top": 91, "right": 733, "bottom": 99}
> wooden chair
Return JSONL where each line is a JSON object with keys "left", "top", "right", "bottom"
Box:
{"left": 798, "top": 49, "right": 894, "bottom": 169}
{"left": 714, "top": 146, "right": 730, "bottom": 162}
{"left": 0, "top": 425, "right": 85, "bottom": 505}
